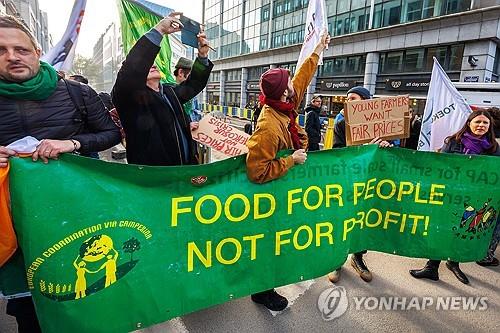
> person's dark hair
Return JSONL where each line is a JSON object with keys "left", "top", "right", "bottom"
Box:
{"left": 98, "top": 92, "right": 114, "bottom": 111}
{"left": 69, "top": 74, "right": 89, "bottom": 84}
{"left": 174, "top": 67, "right": 191, "bottom": 78}
{"left": 0, "top": 15, "right": 39, "bottom": 49}
{"left": 445, "top": 110, "right": 498, "bottom": 153}
{"left": 486, "top": 107, "right": 500, "bottom": 129}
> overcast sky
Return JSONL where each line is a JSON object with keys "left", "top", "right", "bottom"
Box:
{"left": 38, "top": 0, "right": 203, "bottom": 57}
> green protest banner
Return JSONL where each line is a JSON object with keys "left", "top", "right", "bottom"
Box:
{"left": 2, "top": 146, "right": 499, "bottom": 332}
{"left": 117, "top": 0, "right": 175, "bottom": 83}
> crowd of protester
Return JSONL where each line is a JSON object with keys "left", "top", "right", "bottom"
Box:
{"left": 0, "top": 11, "right": 498, "bottom": 332}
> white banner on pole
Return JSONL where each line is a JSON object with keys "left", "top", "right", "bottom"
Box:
{"left": 41, "top": 0, "right": 87, "bottom": 71}
{"left": 296, "top": 0, "right": 327, "bottom": 69}
{"left": 418, "top": 57, "right": 472, "bottom": 151}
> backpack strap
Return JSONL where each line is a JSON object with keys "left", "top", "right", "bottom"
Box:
{"left": 63, "top": 79, "right": 88, "bottom": 125}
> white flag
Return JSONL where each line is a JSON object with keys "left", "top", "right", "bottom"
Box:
{"left": 296, "top": 0, "right": 327, "bottom": 68}
{"left": 41, "top": 0, "right": 87, "bottom": 71}
{"left": 418, "top": 58, "right": 472, "bottom": 151}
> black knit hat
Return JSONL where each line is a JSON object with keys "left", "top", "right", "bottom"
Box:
{"left": 347, "top": 86, "right": 371, "bottom": 100}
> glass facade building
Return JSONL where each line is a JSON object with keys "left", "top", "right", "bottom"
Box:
{"left": 205, "top": 0, "right": 472, "bottom": 59}
{"left": 203, "top": 0, "right": 499, "bottom": 114}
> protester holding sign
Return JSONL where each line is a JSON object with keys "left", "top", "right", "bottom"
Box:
{"left": 333, "top": 86, "right": 371, "bottom": 148}
{"left": 112, "top": 12, "right": 213, "bottom": 166}
{"left": 0, "top": 14, "right": 120, "bottom": 333}
{"left": 410, "top": 110, "right": 499, "bottom": 284}
{"left": 329, "top": 87, "right": 392, "bottom": 284}
{"left": 246, "top": 31, "right": 330, "bottom": 311}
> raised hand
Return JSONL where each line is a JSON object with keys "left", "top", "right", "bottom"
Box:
{"left": 154, "top": 11, "right": 184, "bottom": 35}
{"left": 314, "top": 29, "right": 331, "bottom": 55}
{"left": 197, "top": 26, "right": 211, "bottom": 58}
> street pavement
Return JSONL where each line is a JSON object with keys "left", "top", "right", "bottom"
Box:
{"left": 2, "top": 250, "right": 498, "bottom": 333}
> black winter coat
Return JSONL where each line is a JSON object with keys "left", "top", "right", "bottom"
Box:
{"left": 0, "top": 79, "right": 120, "bottom": 153}
{"left": 333, "top": 118, "right": 346, "bottom": 148}
{"left": 112, "top": 36, "right": 213, "bottom": 166}
{"left": 305, "top": 105, "right": 321, "bottom": 145}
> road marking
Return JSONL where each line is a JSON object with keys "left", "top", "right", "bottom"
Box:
{"left": 168, "top": 318, "right": 189, "bottom": 333}
{"left": 269, "top": 279, "right": 316, "bottom": 316}
{"left": 134, "top": 317, "right": 189, "bottom": 333}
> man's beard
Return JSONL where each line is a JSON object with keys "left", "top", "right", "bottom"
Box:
{"left": 2, "top": 64, "right": 36, "bottom": 82}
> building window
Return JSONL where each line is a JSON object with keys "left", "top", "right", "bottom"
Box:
{"left": 443, "top": 0, "right": 471, "bottom": 15}
{"left": 425, "top": 46, "right": 447, "bottom": 70}
{"left": 337, "top": 0, "right": 350, "bottom": 13}
{"left": 349, "top": 8, "right": 368, "bottom": 33}
{"left": 448, "top": 44, "right": 464, "bottom": 71}
{"left": 380, "top": 44, "right": 465, "bottom": 74}
{"left": 493, "top": 47, "right": 500, "bottom": 75}
{"left": 385, "top": 0, "right": 402, "bottom": 26}
{"left": 333, "top": 58, "right": 346, "bottom": 75}
{"left": 404, "top": 48, "right": 425, "bottom": 72}
{"left": 334, "top": 13, "right": 349, "bottom": 36}
{"left": 319, "top": 59, "right": 334, "bottom": 76}
{"left": 210, "top": 71, "right": 220, "bottom": 82}
{"left": 249, "top": 66, "right": 269, "bottom": 80}
{"left": 403, "top": 0, "right": 423, "bottom": 22}
{"left": 386, "top": 51, "right": 404, "bottom": 73}
{"left": 262, "top": 4, "right": 270, "bottom": 21}
{"left": 422, "top": 0, "right": 435, "bottom": 18}
{"left": 260, "top": 36, "right": 268, "bottom": 49}
{"left": 374, "top": 0, "right": 470, "bottom": 29}
{"left": 278, "top": 63, "right": 296, "bottom": 76}
{"left": 274, "top": 1, "right": 284, "bottom": 17}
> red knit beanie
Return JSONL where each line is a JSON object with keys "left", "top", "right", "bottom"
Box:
{"left": 259, "top": 68, "right": 289, "bottom": 100}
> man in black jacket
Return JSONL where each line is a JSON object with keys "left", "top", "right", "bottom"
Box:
{"left": 304, "top": 95, "right": 323, "bottom": 151}
{"left": 112, "top": 12, "right": 213, "bottom": 166}
{"left": 0, "top": 15, "right": 120, "bottom": 332}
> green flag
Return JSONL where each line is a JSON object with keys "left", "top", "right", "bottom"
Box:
{"left": 117, "top": 0, "right": 175, "bottom": 83}
{"left": 1, "top": 146, "right": 499, "bottom": 332}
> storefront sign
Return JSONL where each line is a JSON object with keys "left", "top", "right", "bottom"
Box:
{"left": 246, "top": 83, "right": 260, "bottom": 90}
{"left": 464, "top": 76, "right": 479, "bottom": 82}
{"left": 385, "top": 79, "right": 430, "bottom": 91}
{"left": 320, "top": 80, "right": 356, "bottom": 91}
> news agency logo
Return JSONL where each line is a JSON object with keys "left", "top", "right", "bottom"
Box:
{"left": 317, "top": 286, "right": 489, "bottom": 321}
{"left": 317, "top": 286, "right": 349, "bottom": 321}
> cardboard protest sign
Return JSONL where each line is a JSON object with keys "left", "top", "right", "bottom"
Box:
{"left": 192, "top": 115, "right": 250, "bottom": 157}
{"left": 345, "top": 95, "right": 411, "bottom": 145}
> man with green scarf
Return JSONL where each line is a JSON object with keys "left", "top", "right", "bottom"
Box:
{"left": 0, "top": 15, "right": 120, "bottom": 332}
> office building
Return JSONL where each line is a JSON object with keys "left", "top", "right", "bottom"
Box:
{"left": 203, "top": 0, "right": 500, "bottom": 114}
